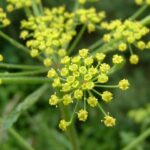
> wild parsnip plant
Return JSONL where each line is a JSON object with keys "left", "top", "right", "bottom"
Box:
{"left": 0, "top": 0, "right": 150, "bottom": 150}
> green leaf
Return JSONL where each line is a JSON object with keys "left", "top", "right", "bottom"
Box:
{"left": 2, "top": 84, "right": 49, "bottom": 129}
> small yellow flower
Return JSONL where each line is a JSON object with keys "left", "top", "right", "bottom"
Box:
{"left": 7, "top": 4, "right": 14, "bottom": 12}
{"left": 103, "top": 115, "right": 116, "bottom": 127}
{"left": 43, "top": 58, "right": 52, "bottom": 67}
{"left": 98, "top": 74, "right": 109, "bottom": 83}
{"left": 101, "top": 91, "right": 113, "bottom": 103}
{"left": 47, "top": 69, "right": 57, "bottom": 78}
{"left": 118, "top": 43, "right": 127, "bottom": 52}
{"left": 59, "top": 120, "right": 70, "bottom": 131}
{"left": 63, "top": 95, "right": 73, "bottom": 105}
{"left": 20, "top": 30, "right": 29, "bottom": 39}
{"left": 30, "top": 49, "right": 39, "bottom": 57}
{"left": 77, "top": 109, "right": 88, "bottom": 121}
{"left": 58, "top": 49, "right": 66, "bottom": 57}
{"left": 61, "top": 68, "right": 69, "bottom": 76}
{"left": 49, "top": 94, "right": 59, "bottom": 106}
{"left": 74, "top": 89, "right": 83, "bottom": 99}
{"left": 0, "top": 54, "right": 4, "bottom": 62}
{"left": 79, "top": 49, "right": 89, "bottom": 58}
{"left": 52, "top": 78, "right": 61, "bottom": 88}
{"left": 129, "top": 54, "right": 139, "bottom": 64}
{"left": 137, "top": 41, "right": 146, "bottom": 50}
{"left": 103, "top": 34, "right": 111, "bottom": 42}
{"left": 79, "top": 66, "right": 87, "bottom": 74}
{"left": 100, "top": 63, "right": 110, "bottom": 73}
{"left": 61, "top": 56, "right": 70, "bottom": 64}
{"left": 87, "top": 23, "right": 95, "bottom": 33}
{"left": 118, "top": 79, "right": 130, "bottom": 90}
{"left": 84, "top": 57, "right": 94, "bottom": 66}
{"left": 87, "top": 96, "right": 98, "bottom": 107}
{"left": 95, "top": 53, "right": 106, "bottom": 62}
{"left": 112, "top": 54, "right": 124, "bottom": 64}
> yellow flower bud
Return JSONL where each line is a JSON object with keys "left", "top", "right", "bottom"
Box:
{"left": 100, "top": 63, "right": 110, "bottom": 73}
{"left": 112, "top": 54, "right": 124, "bottom": 64}
{"left": 98, "top": 74, "right": 109, "bottom": 83}
{"left": 59, "top": 120, "right": 70, "bottom": 131}
{"left": 61, "top": 68, "right": 69, "bottom": 76}
{"left": 49, "top": 94, "right": 59, "bottom": 106}
{"left": 30, "top": 49, "right": 39, "bottom": 57}
{"left": 129, "top": 54, "right": 139, "bottom": 64}
{"left": 87, "top": 96, "right": 98, "bottom": 107}
{"left": 95, "top": 53, "right": 106, "bottom": 62}
{"left": 79, "top": 49, "right": 89, "bottom": 58}
{"left": 43, "top": 58, "right": 52, "bottom": 67}
{"left": 63, "top": 95, "right": 73, "bottom": 105}
{"left": 47, "top": 68, "right": 57, "bottom": 78}
{"left": 118, "top": 43, "right": 127, "bottom": 52}
{"left": 77, "top": 109, "right": 88, "bottom": 121}
{"left": 103, "top": 115, "right": 116, "bottom": 127}
{"left": 74, "top": 89, "right": 83, "bottom": 99}
{"left": 101, "top": 91, "right": 113, "bottom": 103}
{"left": 118, "top": 79, "right": 129, "bottom": 90}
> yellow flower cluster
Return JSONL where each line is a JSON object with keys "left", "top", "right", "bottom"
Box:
{"left": 0, "top": 8, "right": 10, "bottom": 27}
{"left": 20, "top": 6, "right": 105, "bottom": 66}
{"left": 47, "top": 49, "right": 129, "bottom": 131}
{"left": 135, "top": 0, "right": 150, "bottom": 5}
{"left": 7, "top": 0, "right": 41, "bottom": 11}
{"left": 76, "top": 8, "right": 105, "bottom": 33}
{"left": 101, "top": 20, "right": 149, "bottom": 64}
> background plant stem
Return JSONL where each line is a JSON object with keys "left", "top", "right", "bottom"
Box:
{"left": 123, "top": 127, "right": 150, "bottom": 150}
{"left": 60, "top": 105, "right": 80, "bottom": 150}
{"left": 8, "top": 128, "right": 35, "bottom": 150}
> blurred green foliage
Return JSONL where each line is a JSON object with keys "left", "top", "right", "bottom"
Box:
{"left": 0, "top": 0, "right": 150, "bottom": 150}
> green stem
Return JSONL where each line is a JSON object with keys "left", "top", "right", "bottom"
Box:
{"left": 0, "top": 68, "right": 48, "bottom": 77}
{"left": 123, "top": 128, "right": 150, "bottom": 150}
{"left": 60, "top": 105, "right": 80, "bottom": 150}
{"left": 68, "top": 24, "right": 86, "bottom": 55}
{"left": 0, "top": 31, "right": 43, "bottom": 61}
{"left": 129, "top": 4, "right": 148, "bottom": 20}
{"left": 0, "top": 30, "right": 30, "bottom": 54}
{"left": 1, "top": 77, "right": 51, "bottom": 84}
{"left": 8, "top": 128, "right": 35, "bottom": 150}
{"left": 141, "top": 15, "right": 150, "bottom": 25}
{"left": 89, "top": 40, "right": 103, "bottom": 51}
{"left": 97, "top": 103, "right": 107, "bottom": 116}
{"left": 95, "top": 85, "right": 118, "bottom": 88}
{"left": 32, "top": 0, "right": 41, "bottom": 16}
{"left": 0, "top": 63, "right": 44, "bottom": 70}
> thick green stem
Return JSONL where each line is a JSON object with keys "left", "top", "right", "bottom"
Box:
{"left": 60, "top": 105, "right": 80, "bottom": 150}
{"left": 129, "top": 4, "right": 148, "bottom": 20}
{"left": 8, "top": 128, "right": 35, "bottom": 150}
{"left": 0, "top": 68, "right": 48, "bottom": 77}
{"left": 0, "top": 63, "right": 44, "bottom": 70}
{"left": 1, "top": 77, "right": 51, "bottom": 84}
{"left": 68, "top": 24, "right": 86, "bottom": 55}
{"left": 123, "top": 128, "right": 150, "bottom": 150}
